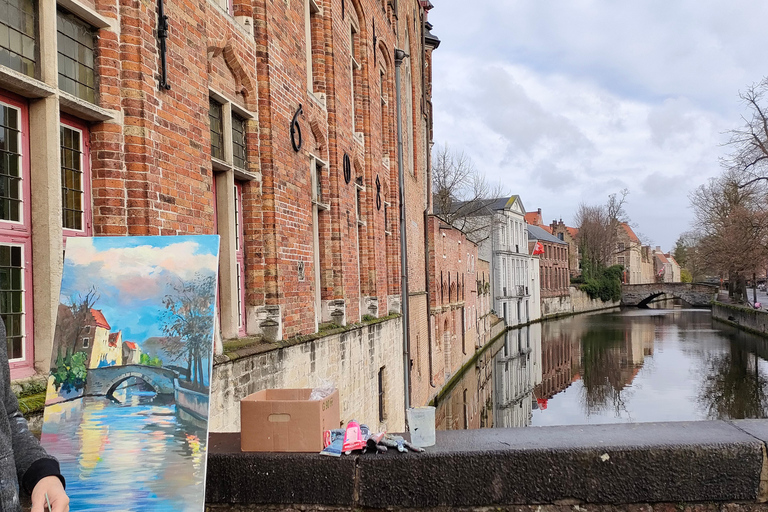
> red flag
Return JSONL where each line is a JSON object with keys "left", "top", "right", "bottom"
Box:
{"left": 532, "top": 241, "right": 544, "bottom": 255}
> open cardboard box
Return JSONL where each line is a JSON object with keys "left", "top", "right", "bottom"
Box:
{"left": 240, "top": 388, "right": 340, "bottom": 452}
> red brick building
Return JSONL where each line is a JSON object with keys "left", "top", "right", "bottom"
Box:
{"left": 1, "top": 0, "right": 443, "bottom": 428}
{"left": 420, "top": 216, "right": 478, "bottom": 404}
{"left": 528, "top": 224, "right": 569, "bottom": 299}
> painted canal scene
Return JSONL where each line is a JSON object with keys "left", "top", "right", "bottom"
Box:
{"left": 41, "top": 236, "right": 219, "bottom": 512}
{"left": 435, "top": 304, "right": 768, "bottom": 431}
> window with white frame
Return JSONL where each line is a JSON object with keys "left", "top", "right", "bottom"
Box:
{"left": 0, "top": 93, "right": 31, "bottom": 367}
{"left": 234, "top": 181, "right": 246, "bottom": 334}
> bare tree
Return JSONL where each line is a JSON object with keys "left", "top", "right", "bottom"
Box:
{"left": 574, "top": 190, "right": 631, "bottom": 277}
{"left": 689, "top": 173, "right": 768, "bottom": 301}
{"left": 431, "top": 144, "right": 506, "bottom": 243}
{"left": 673, "top": 230, "right": 709, "bottom": 282}
{"left": 53, "top": 286, "right": 100, "bottom": 359}
{"left": 724, "top": 78, "right": 768, "bottom": 188}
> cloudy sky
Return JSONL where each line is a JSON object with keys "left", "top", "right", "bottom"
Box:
{"left": 429, "top": 1, "right": 768, "bottom": 250}
{"left": 61, "top": 236, "right": 219, "bottom": 345}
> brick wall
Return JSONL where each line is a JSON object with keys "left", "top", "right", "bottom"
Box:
{"left": 11, "top": 0, "right": 439, "bottom": 432}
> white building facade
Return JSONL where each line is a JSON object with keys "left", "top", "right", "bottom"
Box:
{"left": 473, "top": 196, "right": 539, "bottom": 328}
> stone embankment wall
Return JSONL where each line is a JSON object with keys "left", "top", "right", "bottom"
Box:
{"left": 207, "top": 504, "right": 765, "bottom": 512}
{"left": 541, "top": 287, "right": 620, "bottom": 319}
{"left": 209, "top": 317, "right": 405, "bottom": 433}
{"left": 205, "top": 420, "right": 768, "bottom": 509}
{"left": 712, "top": 302, "right": 768, "bottom": 335}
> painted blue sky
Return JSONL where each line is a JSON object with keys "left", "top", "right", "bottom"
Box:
{"left": 430, "top": 1, "right": 768, "bottom": 250}
{"left": 60, "top": 236, "right": 220, "bottom": 349}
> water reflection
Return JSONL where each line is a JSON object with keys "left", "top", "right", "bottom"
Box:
{"left": 41, "top": 381, "right": 207, "bottom": 511}
{"left": 435, "top": 308, "right": 768, "bottom": 429}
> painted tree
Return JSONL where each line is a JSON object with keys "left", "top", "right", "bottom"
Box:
{"left": 53, "top": 286, "right": 99, "bottom": 359}
{"left": 160, "top": 273, "right": 216, "bottom": 389}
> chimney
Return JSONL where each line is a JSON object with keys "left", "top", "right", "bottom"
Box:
{"left": 537, "top": 208, "right": 541, "bottom": 215}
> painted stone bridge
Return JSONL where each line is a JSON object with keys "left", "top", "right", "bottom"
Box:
{"left": 85, "top": 364, "right": 178, "bottom": 398}
{"left": 621, "top": 282, "right": 719, "bottom": 307}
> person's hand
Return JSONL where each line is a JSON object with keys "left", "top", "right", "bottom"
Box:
{"left": 30, "top": 475, "right": 69, "bottom": 512}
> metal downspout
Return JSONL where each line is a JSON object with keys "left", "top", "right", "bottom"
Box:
{"left": 395, "top": 48, "right": 411, "bottom": 412}
{"left": 424, "top": 210, "right": 435, "bottom": 388}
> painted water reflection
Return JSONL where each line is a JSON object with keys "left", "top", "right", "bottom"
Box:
{"left": 435, "top": 308, "right": 768, "bottom": 429}
{"left": 41, "top": 383, "right": 206, "bottom": 512}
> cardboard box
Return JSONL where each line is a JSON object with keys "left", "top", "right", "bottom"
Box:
{"left": 240, "top": 388, "right": 340, "bottom": 452}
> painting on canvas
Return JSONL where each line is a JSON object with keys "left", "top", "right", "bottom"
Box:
{"left": 41, "top": 235, "right": 219, "bottom": 512}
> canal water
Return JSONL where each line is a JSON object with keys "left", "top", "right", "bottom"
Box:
{"left": 435, "top": 306, "right": 768, "bottom": 430}
{"left": 41, "top": 382, "right": 207, "bottom": 512}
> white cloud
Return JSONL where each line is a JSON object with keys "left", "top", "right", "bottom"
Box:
{"left": 428, "top": 0, "right": 761, "bottom": 248}
{"left": 64, "top": 239, "right": 218, "bottom": 301}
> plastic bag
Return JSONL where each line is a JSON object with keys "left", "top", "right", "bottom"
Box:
{"left": 309, "top": 379, "right": 336, "bottom": 401}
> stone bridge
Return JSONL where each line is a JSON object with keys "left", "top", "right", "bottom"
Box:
{"left": 621, "top": 282, "right": 718, "bottom": 307}
{"left": 85, "top": 364, "right": 178, "bottom": 398}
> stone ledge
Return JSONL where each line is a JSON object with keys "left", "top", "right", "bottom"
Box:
{"left": 206, "top": 421, "right": 766, "bottom": 508}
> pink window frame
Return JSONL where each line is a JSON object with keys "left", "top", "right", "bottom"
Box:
{"left": 234, "top": 182, "right": 246, "bottom": 336}
{"left": 61, "top": 115, "right": 93, "bottom": 241}
{"left": 0, "top": 91, "right": 34, "bottom": 378}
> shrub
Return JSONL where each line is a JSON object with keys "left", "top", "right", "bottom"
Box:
{"left": 579, "top": 263, "right": 623, "bottom": 302}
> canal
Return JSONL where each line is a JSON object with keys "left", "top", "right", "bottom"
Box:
{"left": 435, "top": 306, "right": 768, "bottom": 430}
{"left": 41, "top": 382, "right": 207, "bottom": 511}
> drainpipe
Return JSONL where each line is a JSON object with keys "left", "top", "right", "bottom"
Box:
{"left": 424, "top": 211, "right": 435, "bottom": 388}
{"left": 395, "top": 48, "right": 411, "bottom": 411}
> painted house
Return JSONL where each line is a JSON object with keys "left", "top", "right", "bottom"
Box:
{"left": 83, "top": 309, "right": 122, "bottom": 369}
{"left": 122, "top": 341, "right": 141, "bottom": 365}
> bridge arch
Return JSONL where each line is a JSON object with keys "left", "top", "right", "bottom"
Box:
{"left": 85, "top": 365, "right": 178, "bottom": 398}
{"left": 104, "top": 372, "right": 167, "bottom": 399}
{"left": 636, "top": 291, "right": 686, "bottom": 308}
{"left": 621, "top": 283, "right": 718, "bottom": 308}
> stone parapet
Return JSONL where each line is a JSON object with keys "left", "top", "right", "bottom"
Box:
{"left": 621, "top": 283, "right": 717, "bottom": 307}
{"left": 206, "top": 420, "right": 767, "bottom": 509}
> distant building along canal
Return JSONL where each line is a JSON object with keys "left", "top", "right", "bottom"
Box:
{"left": 436, "top": 306, "right": 768, "bottom": 429}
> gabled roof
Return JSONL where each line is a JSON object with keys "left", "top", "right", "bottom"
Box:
{"left": 620, "top": 223, "right": 640, "bottom": 243}
{"left": 567, "top": 226, "right": 579, "bottom": 238}
{"left": 90, "top": 309, "right": 110, "bottom": 330}
{"left": 108, "top": 331, "right": 121, "bottom": 347}
{"left": 524, "top": 210, "right": 543, "bottom": 226}
{"left": 527, "top": 225, "right": 567, "bottom": 245}
{"left": 443, "top": 195, "right": 525, "bottom": 217}
{"left": 655, "top": 252, "right": 669, "bottom": 264}
{"left": 666, "top": 254, "right": 679, "bottom": 266}
{"left": 124, "top": 341, "right": 138, "bottom": 350}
